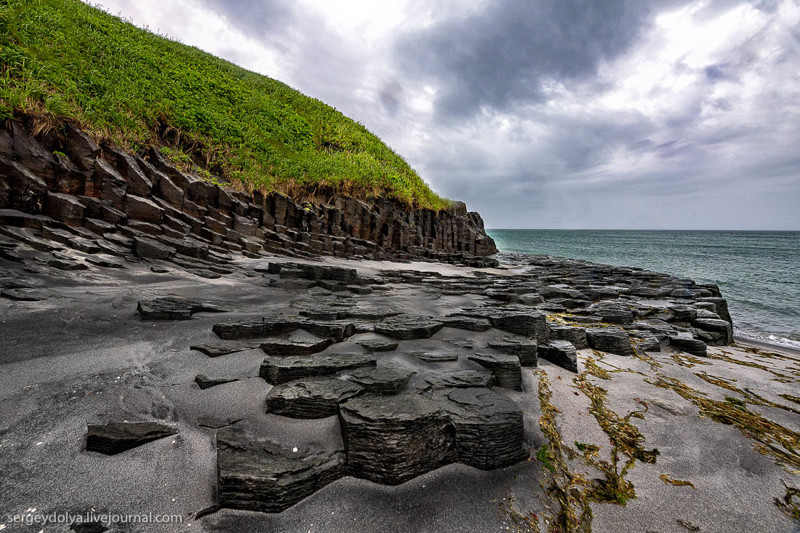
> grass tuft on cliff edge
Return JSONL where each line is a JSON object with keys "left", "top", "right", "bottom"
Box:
{"left": 0, "top": 0, "right": 451, "bottom": 210}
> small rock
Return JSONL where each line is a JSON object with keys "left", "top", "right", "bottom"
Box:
{"left": 195, "top": 374, "right": 239, "bottom": 390}
{"left": 85, "top": 422, "right": 177, "bottom": 455}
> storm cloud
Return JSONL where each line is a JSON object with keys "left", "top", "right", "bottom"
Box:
{"left": 93, "top": 0, "right": 800, "bottom": 230}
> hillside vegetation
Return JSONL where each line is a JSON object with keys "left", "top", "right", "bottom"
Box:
{"left": 0, "top": 0, "right": 450, "bottom": 209}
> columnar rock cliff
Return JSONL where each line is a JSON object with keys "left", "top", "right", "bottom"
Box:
{"left": 0, "top": 116, "right": 497, "bottom": 266}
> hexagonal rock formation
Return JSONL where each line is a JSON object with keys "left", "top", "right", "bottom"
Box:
{"left": 344, "top": 364, "right": 415, "bottom": 394}
{"left": 338, "top": 393, "right": 454, "bottom": 485}
{"left": 217, "top": 428, "right": 346, "bottom": 513}
{"left": 259, "top": 353, "right": 377, "bottom": 385}
{"left": 487, "top": 337, "right": 538, "bottom": 367}
{"left": 586, "top": 327, "right": 633, "bottom": 356}
{"left": 433, "top": 388, "right": 528, "bottom": 469}
{"left": 538, "top": 340, "right": 579, "bottom": 373}
{"left": 467, "top": 353, "right": 523, "bottom": 391}
{"left": 373, "top": 314, "right": 444, "bottom": 340}
{"left": 265, "top": 377, "right": 362, "bottom": 418}
{"left": 212, "top": 316, "right": 355, "bottom": 342}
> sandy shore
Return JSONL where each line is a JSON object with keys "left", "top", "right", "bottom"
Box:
{"left": 1, "top": 254, "right": 798, "bottom": 532}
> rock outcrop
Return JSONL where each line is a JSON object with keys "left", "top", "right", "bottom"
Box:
{"left": 0, "top": 117, "right": 498, "bottom": 269}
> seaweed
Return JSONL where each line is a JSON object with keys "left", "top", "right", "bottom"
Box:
{"left": 773, "top": 480, "right": 800, "bottom": 521}
{"left": 659, "top": 473, "right": 696, "bottom": 489}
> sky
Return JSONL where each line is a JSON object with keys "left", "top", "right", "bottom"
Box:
{"left": 91, "top": 0, "right": 800, "bottom": 230}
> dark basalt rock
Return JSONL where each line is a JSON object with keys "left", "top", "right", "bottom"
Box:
{"left": 693, "top": 318, "right": 733, "bottom": 346}
{"left": 268, "top": 262, "right": 358, "bottom": 284}
{"left": 586, "top": 302, "right": 634, "bottom": 325}
{"left": 345, "top": 364, "right": 415, "bottom": 394}
{"left": 137, "top": 297, "right": 226, "bottom": 320}
{"left": 217, "top": 428, "right": 346, "bottom": 513}
{"left": 85, "top": 422, "right": 176, "bottom": 455}
{"left": 410, "top": 351, "right": 459, "bottom": 363}
{"left": 669, "top": 335, "right": 708, "bottom": 357}
{"left": 487, "top": 337, "right": 538, "bottom": 367}
{"left": 133, "top": 236, "right": 174, "bottom": 260}
{"left": 433, "top": 388, "right": 528, "bottom": 469}
{"left": 265, "top": 377, "right": 362, "bottom": 418}
{"left": 548, "top": 324, "right": 589, "bottom": 350}
{"left": 491, "top": 310, "right": 549, "bottom": 341}
{"left": 538, "top": 340, "right": 578, "bottom": 373}
{"left": 195, "top": 374, "right": 239, "bottom": 390}
{"left": 260, "top": 337, "right": 334, "bottom": 356}
{"left": 423, "top": 370, "right": 494, "bottom": 389}
{"left": 299, "top": 320, "right": 356, "bottom": 342}
{"left": 190, "top": 343, "right": 257, "bottom": 357}
{"left": 344, "top": 306, "right": 400, "bottom": 319}
{"left": 467, "top": 353, "right": 523, "bottom": 391}
{"left": 339, "top": 393, "right": 454, "bottom": 485}
{"left": 356, "top": 338, "right": 399, "bottom": 352}
{"left": 374, "top": 314, "right": 444, "bottom": 340}
{"left": 440, "top": 316, "right": 493, "bottom": 332}
{"left": 586, "top": 327, "right": 633, "bottom": 356}
{"left": 212, "top": 316, "right": 302, "bottom": 340}
{"left": 259, "top": 353, "right": 376, "bottom": 385}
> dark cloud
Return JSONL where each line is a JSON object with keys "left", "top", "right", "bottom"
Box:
{"left": 394, "top": 0, "right": 690, "bottom": 120}
{"left": 198, "top": 0, "right": 296, "bottom": 47}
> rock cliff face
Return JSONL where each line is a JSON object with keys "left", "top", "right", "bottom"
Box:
{"left": 0, "top": 116, "right": 497, "bottom": 266}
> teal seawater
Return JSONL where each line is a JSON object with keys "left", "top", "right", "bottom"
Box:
{"left": 487, "top": 229, "right": 800, "bottom": 348}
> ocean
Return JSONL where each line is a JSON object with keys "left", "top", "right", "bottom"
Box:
{"left": 486, "top": 229, "right": 800, "bottom": 350}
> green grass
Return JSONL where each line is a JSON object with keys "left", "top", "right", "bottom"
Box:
{"left": 0, "top": 0, "right": 451, "bottom": 209}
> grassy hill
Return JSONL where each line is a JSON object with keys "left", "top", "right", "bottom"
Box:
{"left": 0, "top": 0, "right": 450, "bottom": 209}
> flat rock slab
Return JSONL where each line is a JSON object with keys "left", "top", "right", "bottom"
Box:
{"left": 467, "top": 353, "right": 523, "bottom": 391}
{"left": 217, "top": 428, "right": 345, "bottom": 513}
{"left": 487, "top": 337, "right": 538, "bottom": 367}
{"left": 190, "top": 343, "right": 257, "bottom": 357}
{"left": 260, "top": 337, "right": 333, "bottom": 356}
{"left": 265, "top": 377, "right": 362, "bottom": 418}
{"left": 434, "top": 388, "right": 528, "bottom": 469}
{"left": 374, "top": 314, "right": 444, "bottom": 340}
{"left": 1, "top": 288, "right": 45, "bottom": 301}
{"left": 356, "top": 338, "right": 399, "bottom": 352}
{"left": 409, "top": 351, "right": 460, "bottom": 363}
{"left": 212, "top": 317, "right": 302, "bottom": 339}
{"left": 440, "top": 316, "right": 493, "bottom": 332}
{"left": 539, "top": 340, "right": 578, "bottom": 373}
{"left": 137, "top": 297, "right": 226, "bottom": 320}
{"left": 85, "top": 422, "right": 177, "bottom": 455}
{"left": 423, "top": 370, "right": 494, "bottom": 389}
{"left": 259, "top": 353, "right": 377, "bottom": 385}
{"left": 339, "top": 393, "right": 454, "bottom": 485}
{"left": 194, "top": 374, "right": 239, "bottom": 390}
{"left": 344, "top": 364, "right": 415, "bottom": 394}
{"left": 586, "top": 327, "right": 633, "bottom": 356}
{"left": 345, "top": 306, "right": 399, "bottom": 319}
